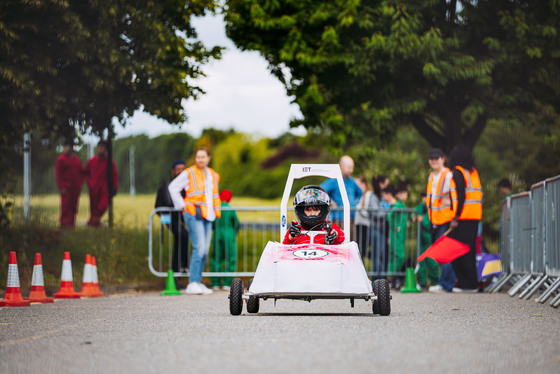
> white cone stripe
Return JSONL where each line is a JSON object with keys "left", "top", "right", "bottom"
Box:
{"left": 61, "top": 259, "right": 73, "bottom": 281}
{"left": 82, "top": 264, "right": 93, "bottom": 283}
{"left": 7, "top": 264, "right": 20, "bottom": 288}
{"left": 92, "top": 266, "right": 99, "bottom": 284}
{"left": 31, "top": 265, "right": 45, "bottom": 286}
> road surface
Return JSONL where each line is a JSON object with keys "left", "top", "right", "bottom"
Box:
{"left": 1, "top": 290, "right": 559, "bottom": 373}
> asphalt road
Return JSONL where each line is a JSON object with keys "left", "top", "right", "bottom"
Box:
{"left": 1, "top": 290, "right": 559, "bottom": 374}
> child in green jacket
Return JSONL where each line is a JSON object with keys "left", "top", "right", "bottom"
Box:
{"left": 383, "top": 184, "right": 409, "bottom": 290}
{"left": 210, "top": 190, "right": 240, "bottom": 290}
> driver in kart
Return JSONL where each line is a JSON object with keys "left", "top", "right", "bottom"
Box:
{"left": 284, "top": 185, "right": 345, "bottom": 245}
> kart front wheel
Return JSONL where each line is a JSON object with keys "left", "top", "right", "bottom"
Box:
{"left": 372, "top": 280, "right": 380, "bottom": 315}
{"left": 246, "top": 278, "right": 259, "bottom": 314}
{"left": 376, "top": 279, "right": 391, "bottom": 316}
{"left": 229, "top": 278, "right": 244, "bottom": 315}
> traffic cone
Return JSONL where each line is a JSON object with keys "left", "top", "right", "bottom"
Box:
{"left": 161, "top": 270, "right": 181, "bottom": 296}
{"left": 54, "top": 252, "right": 81, "bottom": 299}
{"left": 26, "top": 253, "right": 54, "bottom": 303}
{"left": 91, "top": 256, "right": 104, "bottom": 297}
{"left": 400, "top": 267, "right": 421, "bottom": 293}
{"left": 79, "top": 254, "right": 98, "bottom": 297}
{"left": 2, "top": 252, "right": 31, "bottom": 307}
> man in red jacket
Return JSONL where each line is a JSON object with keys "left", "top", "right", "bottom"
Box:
{"left": 55, "top": 139, "right": 83, "bottom": 228}
{"left": 84, "top": 140, "right": 118, "bottom": 227}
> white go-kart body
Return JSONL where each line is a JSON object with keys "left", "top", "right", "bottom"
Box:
{"left": 229, "top": 164, "right": 391, "bottom": 315}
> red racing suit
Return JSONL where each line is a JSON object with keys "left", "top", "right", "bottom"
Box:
{"left": 84, "top": 155, "right": 118, "bottom": 227}
{"left": 55, "top": 153, "right": 83, "bottom": 228}
{"left": 283, "top": 222, "right": 345, "bottom": 245}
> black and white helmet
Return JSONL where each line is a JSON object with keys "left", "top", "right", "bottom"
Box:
{"left": 293, "top": 185, "right": 330, "bottom": 230}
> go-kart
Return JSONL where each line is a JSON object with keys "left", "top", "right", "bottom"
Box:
{"left": 229, "top": 164, "right": 391, "bottom": 316}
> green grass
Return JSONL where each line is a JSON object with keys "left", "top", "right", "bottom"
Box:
{"left": 9, "top": 193, "right": 282, "bottom": 229}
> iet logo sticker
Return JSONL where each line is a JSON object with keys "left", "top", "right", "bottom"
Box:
{"left": 302, "top": 167, "right": 311, "bottom": 172}
{"left": 292, "top": 249, "right": 329, "bottom": 259}
{"left": 281, "top": 215, "right": 286, "bottom": 227}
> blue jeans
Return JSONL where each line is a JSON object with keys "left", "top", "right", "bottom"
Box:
{"left": 433, "top": 222, "right": 455, "bottom": 291}
{"left": 183, "top": 211, "right": 213, "bottom": 283}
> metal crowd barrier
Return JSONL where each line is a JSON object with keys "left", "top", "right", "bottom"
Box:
{"left": 148, "top": 206, "right": 421, "bottom": 282}
{"left": 492, "top": 175, "right": 560, "bottom": 308}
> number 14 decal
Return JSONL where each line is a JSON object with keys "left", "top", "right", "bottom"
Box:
{"left": 292, "top": 249, "right": 329, "bottom": 259}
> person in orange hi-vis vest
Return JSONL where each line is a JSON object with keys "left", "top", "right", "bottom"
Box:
{"left": 448, "top": 145, "right": 483, "bottom": 292}
{"left": 55, "top": 138, "right": 83, "bottom": 228}
{"left": 426, "top": 148, "right": 456, "bottom": 294}
{"left": 168, "top": 147, "right": 221, "bottom": 295}
{"left": 84, "top": 140, "right": 118, "bottom": 228}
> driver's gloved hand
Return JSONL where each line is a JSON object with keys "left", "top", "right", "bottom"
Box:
{"left": 289, "top": 221, "right": 302, "bottom": 238}
{"left": 323, "top": 222, "right": 337, "bottom": 244}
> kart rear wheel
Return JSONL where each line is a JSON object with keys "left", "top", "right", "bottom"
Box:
{"left": 229, "top": 278, "right": 244, "bottom": 315}
{"left": 372, "top": 280, "right": 380, "bottom": 315}
{"left": 377, "top": 279, "right": 391, "bottom": 316}
{"left": 246, "top": 278, "right": 259, "bottom": 314}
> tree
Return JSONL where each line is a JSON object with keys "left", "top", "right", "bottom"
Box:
{"left": 0, "top": 0, "right": 221, "bottom": 227}
{"left": 224, "top": 0, "right": 560, "bottom": 153}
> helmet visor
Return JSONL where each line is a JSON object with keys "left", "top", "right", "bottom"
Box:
{"left": 294, "top": 187, "right": 330, "bottom": 206}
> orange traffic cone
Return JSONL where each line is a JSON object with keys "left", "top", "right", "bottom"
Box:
{"left": 26, "top": 253, "right": 54, "bottom": 303}
{"left": 54, "top": 252, "right": 81, "bottom": 299}
{"left": 2, "top": 252, "right": 31, "bottom": 307}
{"left": 91, "top": 256, "right": 104, "bottom": 297}
{"left": 79, "top": 254, "right": 97, "bottom": 297}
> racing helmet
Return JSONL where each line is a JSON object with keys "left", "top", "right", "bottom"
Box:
{"left": 293, "top": 185, "right": 330, "bottom": 230}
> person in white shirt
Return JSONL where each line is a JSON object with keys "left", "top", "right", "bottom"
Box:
{"left": 168, "top": 148, "right": 221, "bottom": 295}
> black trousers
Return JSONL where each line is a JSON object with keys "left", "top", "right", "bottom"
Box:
{"left": 170, "top": 212, "right": 189, "bottom": 273}
{"left": 448, "top": 220, "right": 479, "bottom": 289}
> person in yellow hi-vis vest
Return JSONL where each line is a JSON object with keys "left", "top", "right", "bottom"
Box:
{"left": 169, "top": 147, "right": 221, "bottom": 295}
{"left": 448, "top": 145, "right": 483, "bottom": 292}
{"left": 426, "top": 148, "right": 456, "bottom": 294}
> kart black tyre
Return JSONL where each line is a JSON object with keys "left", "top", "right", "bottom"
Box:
{"left": 377, "top": 279, "right": 391, "bottom": 316}
{"left": 246, "top": 278, "right": 259, "bottom": 313}
{"left": 372, "top": 280, "right": 380, "bottom": 315}
{"left": 229, "top": 278, "right": 244, "bottom": 315}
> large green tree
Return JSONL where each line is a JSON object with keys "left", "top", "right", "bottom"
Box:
{"left": 224, "top": 0, "right": 560, "bottom": 152}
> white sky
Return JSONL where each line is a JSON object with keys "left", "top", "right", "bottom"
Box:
{"left": 114, "top": 14, "right": 304, "bottom": 139}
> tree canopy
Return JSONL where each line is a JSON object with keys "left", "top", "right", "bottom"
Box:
{"left": 224, "top": 0, "right": 560, "bottom": 152}
{"left": 1, "top": 0, "right": 220, "bottom": 139}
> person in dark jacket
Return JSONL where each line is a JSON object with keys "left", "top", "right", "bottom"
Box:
{"left": 55, "top": 139, "right": 83, "bottom": 228}
{"left": 448, "top": 145, "right": 483, "bottom": 292}
{"left": 155, "top": 160, "right": 189, "bottom": 275}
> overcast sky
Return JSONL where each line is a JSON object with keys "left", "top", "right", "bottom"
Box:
{"left": 114, "top": 14, "right": 304, "bottom": 139}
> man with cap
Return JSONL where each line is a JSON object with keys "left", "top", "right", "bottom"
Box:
{"left": 55, "top": 138, "right": 83, "bottom": 228}
{"left": 425, "top": 148, "right": 457, "bottom": 293}
{"left": 155, "top": 160, "right": 190, "bottom": 279}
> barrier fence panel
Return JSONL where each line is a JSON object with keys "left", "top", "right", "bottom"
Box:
{"left": 331, "top": 207, "right": 421, "bottom": 280}
{"left": 149, "top": 206, "right": 421, "bottom": 284}
{"left": 543, "top": 176, "right": 560, "bottom": 307}
{"left": 507, "top": 192, "right": 533, "bottom": 296}
{"left": 488, "top": 198, "right": 513, "bottom": 293}
{"left": 545, "top": 176, "right": 560, "bottom": 278}
{"left": 496, "top": 174, "right": 560, "bottom": 308}
{"left": 518, "top": 182, "right": 547, "bottom": 299}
